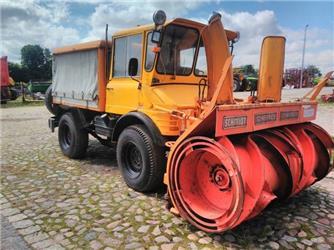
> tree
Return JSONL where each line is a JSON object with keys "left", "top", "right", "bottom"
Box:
{"left": 306, "top": 65, "right": 322, "bottom": 78}
{"left": 21, "top": 45, "right": 52, "bottom": 80}
{"left": 41, "top": 48, "right": 52, "bottom": 80}
{"left": 8, "top": 62, "right": 29, "bottom": 82}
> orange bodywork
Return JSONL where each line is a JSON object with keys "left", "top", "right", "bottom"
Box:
{"left": 164, "top": 15, "right": 334, "bottom": 233}
{"left": 202, "top": 16, "right": 234, "bottom": 104}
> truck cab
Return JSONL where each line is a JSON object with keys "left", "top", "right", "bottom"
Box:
{"left": 106, "top": 18, "right": 238, "bottom": 136}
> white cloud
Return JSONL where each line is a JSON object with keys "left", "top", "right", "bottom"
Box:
{"left": 0, "top": 0, "right": 80, "bottom": 62}
{"left": 218, "top": 10, "right": 333, "bottom": 74}
{"left": 1, "top": 1, "right": 332, "bottom": 74}
{"left": 84, "top": 1, "right": 203, "bottom": 41}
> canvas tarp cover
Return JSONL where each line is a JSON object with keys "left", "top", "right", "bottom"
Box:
{"left": 53, "top": 49, "right": 98, "bottom": 102}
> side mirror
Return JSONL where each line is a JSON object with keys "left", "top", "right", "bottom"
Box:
{"left": 128, "top": 58, "right": 138, "bottom": 76}
{"left": 151, "top": 30, "right": 161, "bottom": 44}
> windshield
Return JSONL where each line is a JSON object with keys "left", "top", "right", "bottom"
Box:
{"left": 156, "top": 24, "right": 199, "bottom": 76}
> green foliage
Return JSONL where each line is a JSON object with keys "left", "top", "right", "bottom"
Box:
{"left": 306, "top": 65, "right": 322, "bottom": 78}
{"left": 8, "top": 62, "right": 29, "bottom": 82}
{"left": 20, "top": 44, "right": 52, "bottom": 81}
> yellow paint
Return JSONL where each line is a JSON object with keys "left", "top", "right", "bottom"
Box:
{"left": 104, "top": 19, "right": 288, "bottom": 137}
{"left": 257, "top": 36, "right": 286, "bottom": 102}
{"left": 105, "top": 19, "right": 207, "bottom": 136}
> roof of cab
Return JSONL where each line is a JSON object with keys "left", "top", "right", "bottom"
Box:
{"left": 112, "top": 18, "right": 238, "bottom": 41}
{"left": 53, "top": 18, "right": 239, "bottom": 54}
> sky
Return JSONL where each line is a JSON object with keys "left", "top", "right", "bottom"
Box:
{"left": 1, "top": 0, "right": 333, "bottom": 74}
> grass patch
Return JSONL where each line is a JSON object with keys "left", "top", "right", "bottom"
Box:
{"left": 1, "top": 96, "right": 44, "bottom": 108}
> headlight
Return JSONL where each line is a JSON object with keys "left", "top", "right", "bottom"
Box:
{"left": 153, "top": 10, "right": 166, "bottom": 26}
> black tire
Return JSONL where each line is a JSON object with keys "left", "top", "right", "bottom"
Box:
{"left": 233, "top": 78, "right": 241, "bottom": 92}
{"left": 117, "top": 125, "right": 165, "bottom": 192}
{"left": 58, "top": 112, "right": 88, "bottom": 159}
{"left": 45, "top": 85, "right": 61, "bottom": 115}
{"left": 10, "top": 89, "right": 18, "bottom": 100}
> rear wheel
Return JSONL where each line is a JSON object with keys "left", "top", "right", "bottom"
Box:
{"left": 117, "top": 125, "right": 165, "bottom": 192}
{"left": 45, "top": 85, "right": 61, "bottom": 115}
{"left": 58, "top": 112, "right": 88, "bottom": 159}
{"left": 233, "top": 79, "right": 241, "bottom": 92}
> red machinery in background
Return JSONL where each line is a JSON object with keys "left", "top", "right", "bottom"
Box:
{"left": 1, "top": 56, "right": 18, "bottom": 103}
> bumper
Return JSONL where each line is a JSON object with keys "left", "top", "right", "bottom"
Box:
{"left": 48, "top": 117, "right": 59, "bottom": 132}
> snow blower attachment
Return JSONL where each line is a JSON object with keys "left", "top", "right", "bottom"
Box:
{"left": 164, "top": 14, "right": 334, "bottom": 233}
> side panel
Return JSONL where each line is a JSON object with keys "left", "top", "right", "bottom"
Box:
{"left": 52, "top": 48, "right": 107, "bottom": 112}
{"left": 215, "top": 103, "right": 317, "bottom": 136}
{"left": 105, "top": 78, "right": 140, "bottom": 114}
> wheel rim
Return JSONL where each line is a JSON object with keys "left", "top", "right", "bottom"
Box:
{"left": 122, "top": 142, "right": 143, "bottom": 178}
{"left": 60, "top": 122, "right": 71, "bottom": 149}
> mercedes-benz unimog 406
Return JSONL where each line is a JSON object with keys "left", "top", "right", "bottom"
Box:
{"left": 46, "top": 10, "right": 333, "bottom": 232}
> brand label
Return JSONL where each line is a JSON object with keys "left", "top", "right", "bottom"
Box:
{"left": 255, "top": 112, "right": 277, "bottom": 125}
{"left": 303, "top": 105, "right": 315, "bottom": 118}
{"left": 223, "top": 116, "right": 247, "bottom": 129}
{"left": 280, "top": 111, "right": 299, "bottom": 120}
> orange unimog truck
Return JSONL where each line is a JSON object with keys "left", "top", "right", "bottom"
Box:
{"left": 47, "top": 10, "right": 333, "bottom": 233}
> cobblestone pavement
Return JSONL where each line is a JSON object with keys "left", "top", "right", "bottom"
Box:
{"left": 1, "top": 87, "right": 334, "bottom": 250}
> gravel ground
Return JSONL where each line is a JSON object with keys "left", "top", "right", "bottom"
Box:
{"left": 1, "top": 87, "right": 334, "bottom": 250}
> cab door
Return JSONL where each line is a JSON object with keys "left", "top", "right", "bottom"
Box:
{"left": 106, "top": 33, "right": 144, "bottom": 114}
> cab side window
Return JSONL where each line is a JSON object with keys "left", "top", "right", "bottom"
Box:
{"left": 195, "top": 39, "right": 207, "bottom": 76}
{"left": 113, "top": 34, "right": 142, "bottom": 77}
{"left": 145, "top": 32, "right": 155, "bottom": 71}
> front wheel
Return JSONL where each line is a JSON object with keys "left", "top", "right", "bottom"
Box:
{"left": 117, "top": 125, "right": 165, "bottom": 192}
{"left": 58, "top": 112, "right": 88, "bottom": 159}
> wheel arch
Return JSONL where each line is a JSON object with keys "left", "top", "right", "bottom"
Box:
{"left": 112, "top": 111, "right": 165, "bottom": 146}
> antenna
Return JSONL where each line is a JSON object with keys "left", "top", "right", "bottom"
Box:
{"left": 105, "top": 24, "right": 109, "bottom": 82}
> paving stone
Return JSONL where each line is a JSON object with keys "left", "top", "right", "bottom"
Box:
{"left": 301, "top": 239, "right": 313, "bottom": 246}
{"left": 172, "top": 236, "right": 183, "bottom": 243}
{"left": 187, "top": 233, "right": 198, "bottom": 241}
{"left": 152, "top": 225, "right": 161, "bottom": 236}
{"left": 1, "top": 207, "right": 20, "bottom": 216}
{"left": 106, "top": 220, "right": 121, "bottom": 229}
{"left": 268, "top": 241, "right": 280, "bottom": 249}
{"left": 125, "top": 242, "right": 142, "bottom": 249}
{"left": 1, "top": 103, "right": 334, "bottom": 250}
{"left": 12, "top": 219, "right": 34, "bottom": 229}
{"left": 311, "top": 237, "right": 325, "bottom": 243}
{"left": 24, "top": 232, "right": 49, "bottom": 244}
{"left": 89, "top": 240, "right": 103, "bottom": 250}
{"left": 8, "top": 213, "right": 27, "bottom": 222}
{"left": 161, "top": 243, "right": 175, "bottom": 250}
{"left": 32, "top": 239, "right": 55, "bottom": 249}
{"left": 282, "top": 235, "right": 298, "bottom": 242}
{"left": 137, "top": 225, "right": 150, "bottom": 233}
{"left": 84, "top": 231, "right": 97, "bottom": 241}
{"left": 198, "top": 237, "right": 212, "bottom": 244}
{"left": 298, "top": 231, "right": 307, "bottom": 237}
{"left": 18, "top": 225, "right": 41, "bottom": 235}
{"left": 155, "top": 235, "right": 170, "bottom": 243}
{"left": 317, "top": 244, "right": 332, "bottom": 250}
{"left": 45, "top": 244, "right": 65, "bottom": 250}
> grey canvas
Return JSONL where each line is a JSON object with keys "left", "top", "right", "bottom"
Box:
{"left": 52, "top": 49, "right": 98, "bottom": 105}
